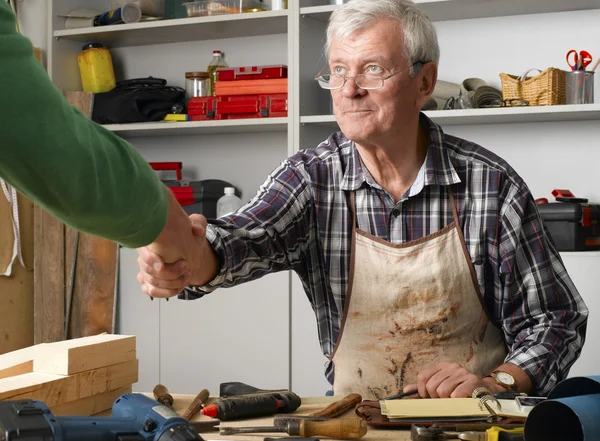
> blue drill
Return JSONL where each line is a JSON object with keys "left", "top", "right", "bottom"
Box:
{"left": 0, "top": 393, "right": 205, "bottom": 441}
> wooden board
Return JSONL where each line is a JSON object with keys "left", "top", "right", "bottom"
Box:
{"left": 0, "top": 194, "right": 34, "bottom": 354}
{"left": 0, "top": 345, "right": 39, "bottom": 380}
{"left": 33, "top": 334, "right": 135, "bottom": 375}
{"left": 33, "top": 206, "right": 65, "bottom": 344}
{"left": 51, "top": 386, "right": 132, "bottom": 416}
{"left": 0, "top": 358, "right": 138, "bottom": 406}
{"left": 67, "top": 231, "right": 118, "bottom": 339}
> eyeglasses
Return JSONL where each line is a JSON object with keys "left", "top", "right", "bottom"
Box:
{"left": 314, "top": 61, "right": 425, "bottom": 90}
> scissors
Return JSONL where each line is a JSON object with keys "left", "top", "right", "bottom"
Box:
{"left": 566, "top": 49, "right": 593, "bottom": 71}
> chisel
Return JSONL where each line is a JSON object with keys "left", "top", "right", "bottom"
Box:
{"left": 153, "top": 384, "right": 174, "bottom": 410}
{"left": 273, "top": 393, "right": 362, "bottom": 427}
{"left": 220, "top": 417, "right": 368, "bottom": 440}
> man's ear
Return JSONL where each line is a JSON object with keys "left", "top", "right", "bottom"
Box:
{"left": 416, "top": 62, "right": 438, "bottom": 108}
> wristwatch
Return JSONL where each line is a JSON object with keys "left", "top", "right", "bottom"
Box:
{"left": 489, "top": 371, "right": 518, "bottom": 391}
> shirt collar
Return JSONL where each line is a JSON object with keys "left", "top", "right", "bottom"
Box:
{"left": 339, "top": 113, "right": 461, "bottom": 192}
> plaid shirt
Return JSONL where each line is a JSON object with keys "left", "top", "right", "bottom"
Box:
{"left": 184, "top": 114, "right": 588, "bottom": 395}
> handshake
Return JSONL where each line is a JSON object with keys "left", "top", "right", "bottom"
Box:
{"left": 135, "top": 190, "right": 218, "bottom": 298}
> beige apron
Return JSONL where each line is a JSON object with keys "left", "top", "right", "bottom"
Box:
{"left": 331, "top": 190, "right": 507, "bottom": 400}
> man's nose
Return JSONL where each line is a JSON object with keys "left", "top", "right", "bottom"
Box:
{"left": 339, "top": 76, "right": 368, "bottom": 98}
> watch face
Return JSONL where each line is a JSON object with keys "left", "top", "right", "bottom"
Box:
{"left": 496, "top": 372, "right": 515, "bottom": 385}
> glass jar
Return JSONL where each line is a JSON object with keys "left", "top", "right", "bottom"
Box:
{"left": 185, "top": 72, "right": 210, "bottom": 101}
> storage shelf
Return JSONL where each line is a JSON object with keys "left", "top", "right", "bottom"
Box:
{"left": 301, "top": 0, "right": 600, "bottom": 22}
{"left": 301, "top": 104, "right": 600, "bottom": 127}
{"left": 53, "top": 10, "right": 288, "bottom": 47}
{"left": 561, "top": 251, "right": 600, "bottom": 257}
{"left": 102, "top": 118, "right": 288, "bottom": 138}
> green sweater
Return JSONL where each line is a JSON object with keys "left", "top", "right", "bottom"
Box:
{"left": 0, "top": 2, "right": 167, "bottom": 248}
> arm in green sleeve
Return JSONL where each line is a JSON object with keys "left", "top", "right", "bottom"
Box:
{"left": 0, "top": 2, "right": 167, "bottom": 248}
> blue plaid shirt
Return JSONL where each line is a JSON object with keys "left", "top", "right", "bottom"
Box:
{"left": 184, "top": 114, "right": 588, "bottom": 395}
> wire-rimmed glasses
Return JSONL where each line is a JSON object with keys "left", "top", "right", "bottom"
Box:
{"left": 314, "top": 61, "right": 425, "bottom": 90}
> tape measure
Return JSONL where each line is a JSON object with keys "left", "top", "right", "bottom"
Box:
{"left": 1, "top": 179, "right": 28, "bottom": 277}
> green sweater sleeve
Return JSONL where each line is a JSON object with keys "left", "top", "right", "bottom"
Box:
{"left": 0, "top": 3, "right": 168, "bottom": 248}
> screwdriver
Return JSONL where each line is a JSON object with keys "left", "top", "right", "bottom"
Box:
{"left": 458, "top": 426, "right": 524, "bottom": 441}
{"left": 220, "top": 417, "right": 368, "bottom": 440}
{"left": 153, "top": 384, "right": 174, "bottom": 410}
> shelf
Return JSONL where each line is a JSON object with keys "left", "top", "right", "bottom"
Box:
{"left": 102, "top": 118, "right": 288, "bottom": 138}
{"left": 53, "top": 10, "right": 288, "bottom": 47}
{"left": 301, "top": 0, "right": 600, "bottom": 22}
{"left": 301, "top": 104, "right": 600, "bottom": 127}
{"left": 561, "top": 251, "right": 600, "bottom": 257}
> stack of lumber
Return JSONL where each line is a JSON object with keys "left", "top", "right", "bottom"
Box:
{"left": 0, "top": 334, "right": 137, "bottom": 416}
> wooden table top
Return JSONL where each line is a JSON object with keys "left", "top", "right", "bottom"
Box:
{"left": 172, "top": 394, "right": 413, "bottom": 441}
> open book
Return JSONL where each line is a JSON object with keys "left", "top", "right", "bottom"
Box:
{"left": 381, "top": 397, "right": 531, "bottom": 422}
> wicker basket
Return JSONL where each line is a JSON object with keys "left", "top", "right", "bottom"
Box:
{"left": 499, "top": 68, "right": 567, "bottom": 106}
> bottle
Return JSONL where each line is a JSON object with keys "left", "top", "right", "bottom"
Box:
{"left": 217, "top": 187, "right": 243, "bottom": 217}
{"left": 77, "top": 43, "right": 116, "bottom": 93}
{"left": 207, "top": 50, "right": 228, "bottom": 96}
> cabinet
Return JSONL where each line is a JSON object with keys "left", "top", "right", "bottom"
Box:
{"left": 48, "top": 0, "right": 600, "bottom": 396}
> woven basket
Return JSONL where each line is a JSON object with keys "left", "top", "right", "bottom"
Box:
{"left": 499, "top": 68, "right": 567, "bottom": 106}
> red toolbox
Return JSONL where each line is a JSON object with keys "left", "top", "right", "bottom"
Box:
{"left": 187, "top": 94, "right": 288, "bottom": 120}
{"left": 215, "top": 78, "right": 288, "bottom": 96}
{"left": 149, "top": 161, "right": 232, "bottom": 218}
{"left": 216, "top": 65, "right": 287, "bottom": 81}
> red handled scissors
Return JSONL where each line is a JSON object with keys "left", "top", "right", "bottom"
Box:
{"left": 566, "top": 49, "right": 593, "bottom": 71}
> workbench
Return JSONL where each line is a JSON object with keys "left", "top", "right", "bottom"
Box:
{"left": 172, "top": 394, "right": 413, "bottom": 441}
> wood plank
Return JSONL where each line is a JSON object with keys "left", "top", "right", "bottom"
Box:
{"left": 1, "top": 358, "right": 138, "bottom": 406}
{"left": 0, "top": 345, "right": 39, "bottom": 379}
{"left": 51, "top": 386, "right": 132, "bottom": 416}
{"left": 33, "top": 207, "right": 65, "bottom": 344}
{"left": 33, "top": 334, "right": 135, "bottom": 375}
{"left": 0, "top": 194, "right": 34, "bottom": 353}
{"left": 68, "top": 233, "right": 118, "bottom": 339}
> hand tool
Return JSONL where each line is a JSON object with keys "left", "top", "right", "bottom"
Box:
{"left": 458, "top": 426, "right": 524, "bottom": 441}
{"left": 0, "top": 393, "right": 203, "bottom": 441}
{"left": 202, "top": 382, "right": 301, "bottom": 421}
{"left": 154, "top": 383, "right": 175, "bottom": 410}
{"left": 384, "top": 389, "right": 419, "bottom": 399}
{"left": 182, "top": 388, "right": 210, "bottom": 421}
{"left": 411, "top": 424, "right": 458, "bottom": 440}
{"left": 566, "top": 49, "right": 593, "bottom": 71}
{"left": 219, "top": 417, "right": 368, "bottom": 440}
{"left": 273, "top": 393, "right": 362, "bottom": 427}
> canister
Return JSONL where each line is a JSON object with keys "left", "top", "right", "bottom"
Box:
{"left": 185, "top": 72, "right": 210, "bottom": 101}
{"left": 77, "top": 43, "right": 116, "bottom": 93}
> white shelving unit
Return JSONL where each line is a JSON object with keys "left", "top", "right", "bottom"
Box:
{"left": 47, "top": 0, "right": 600, "bottom": 397}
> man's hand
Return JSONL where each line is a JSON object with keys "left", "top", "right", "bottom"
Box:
{"left": 402, "top": 361, "right": 501, "bottom": 398}
{"left": 136, "top": 191, "right": 219, "bottom": 298}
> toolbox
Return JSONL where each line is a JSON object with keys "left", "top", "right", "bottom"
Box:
{"left": 187, "top": 93, "right": 288, "bottom": 120}
{"left": 216, "top": 65, "right": 288, "bottom": 81}
{"left": 215, "top": 78, "right": 288, "bottom": 96}
{"left": 537, "top": 190, "right": 600, "bottom": 251}
{"left": 149, "top": 162, "right": 232, "bottom": 218}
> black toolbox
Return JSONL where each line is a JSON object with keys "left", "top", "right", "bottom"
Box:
{"left": 537, "top": 201, "right": 600, "bottom": 251}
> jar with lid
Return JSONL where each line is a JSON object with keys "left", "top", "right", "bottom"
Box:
{"left": 77, "top": 43, "right": 116, "bottom": 93}
{"left": 185, "top": 72, "right": 210, "bottom": 101}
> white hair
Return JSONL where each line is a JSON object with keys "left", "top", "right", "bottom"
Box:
{"left": 325, "top": 0, "right": 440, "bottom": 76}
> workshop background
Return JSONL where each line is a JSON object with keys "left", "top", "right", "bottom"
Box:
{"left": 1, "top": 0, "right": 599, "bottom": 399}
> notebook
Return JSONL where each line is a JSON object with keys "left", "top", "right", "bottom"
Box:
{"left": 381, "top": 397, "right": 530, "bottom": 422}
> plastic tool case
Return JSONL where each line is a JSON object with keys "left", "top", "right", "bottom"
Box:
{"left": 537, "top": 200, "right": 600, "bottom": 251}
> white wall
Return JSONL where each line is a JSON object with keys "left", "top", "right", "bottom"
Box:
{"left": 14, "top": 0, "right": 48, "bottom": 52}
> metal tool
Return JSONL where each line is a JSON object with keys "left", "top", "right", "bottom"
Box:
{"left": 0, "top": 393, "right": 202, "bottom": 441}
{"left": 458, "top": 426, "right": 524, "bottom": 441}
{"left": 411, "top": 424, "right": 458, "bottom": 440}
{"left": 384, "top": 388, "right": 419, "bottom": 399}
{"left": 154, "top": 383, "right": 175, "bottom": 410}
{"left": 182, "top": 388, "right": 210, "bottom": 421}
{"left": 274, "top": 393, "right": 362, "bottom": 427}
{"left": 220, "top": 417, "right": 368, "bottom": 440}
{"left": 566, "top": 49, "right": 593, "bottom": 71}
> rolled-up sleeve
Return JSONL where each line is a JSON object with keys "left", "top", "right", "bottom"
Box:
{"left": 182, "top": 159, "right": 315, "bottom": 299}
{"left": 497, "top": 182, "right": 588, "bottom": 395}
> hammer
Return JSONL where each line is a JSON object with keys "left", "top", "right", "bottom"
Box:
{"left": 273, "top": 393, "right": 362, "bottom": 427}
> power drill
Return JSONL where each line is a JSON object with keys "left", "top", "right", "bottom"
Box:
{"left": 0, "top": 393, "right": 204, "bottom": 441}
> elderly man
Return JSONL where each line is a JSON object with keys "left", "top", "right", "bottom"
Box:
{"left": 137, "top": 0, "right": 587, "bottom": 399}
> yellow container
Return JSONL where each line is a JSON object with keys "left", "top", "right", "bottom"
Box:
{"left": 77, "top": 43, "right": 116, "bottom": 93}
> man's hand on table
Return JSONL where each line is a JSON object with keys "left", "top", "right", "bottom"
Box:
{"left": 402, "top": 361, "right": 510, "bottom": 399}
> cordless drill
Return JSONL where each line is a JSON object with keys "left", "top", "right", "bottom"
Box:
{"left": 0, "top": 393, "right": 204, "bottom": 441}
